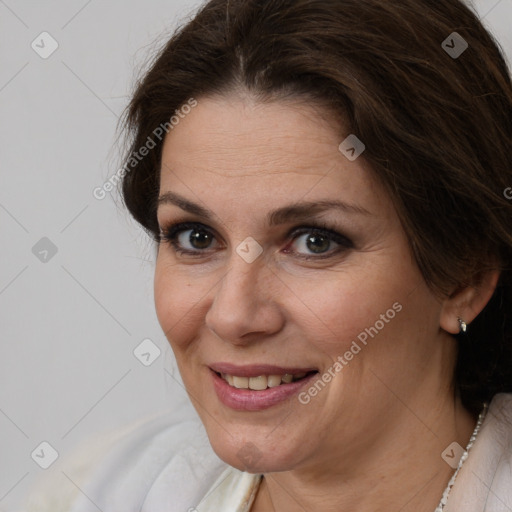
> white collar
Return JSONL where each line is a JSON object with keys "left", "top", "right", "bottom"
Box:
{"left": 28, "top": 394, "right": 512, "bottom": 512}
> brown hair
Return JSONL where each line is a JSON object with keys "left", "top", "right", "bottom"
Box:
{"left": 120, "top": 0, "right": 512, "bottom": 416}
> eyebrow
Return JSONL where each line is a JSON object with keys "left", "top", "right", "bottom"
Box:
{"left": 156, "top": 191, "right": 371, "bottom": 226}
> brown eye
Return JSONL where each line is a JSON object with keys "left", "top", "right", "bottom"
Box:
{"left": 186, "top": 228, "right": 214, "bottom": 250}
{"left": 159, "top": 222, "right": 220, "bottom": 255}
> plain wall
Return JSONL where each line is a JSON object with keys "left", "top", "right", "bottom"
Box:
{"left": 0, "top": 0, "right": 511, "bottom": 509}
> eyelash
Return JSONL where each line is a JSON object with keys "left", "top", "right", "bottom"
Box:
{"left": 158, "top": 221, "right": 353, "bottom": 260}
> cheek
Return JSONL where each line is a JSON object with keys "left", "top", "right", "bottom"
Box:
{"left": 283, "top": 263, "right": 417, "bottom": 359}
{"left": 290, "top": 285, "right": 387, "bottom": 357}
{"left": 154, "top": 258, "right": 207, "bottom": 350}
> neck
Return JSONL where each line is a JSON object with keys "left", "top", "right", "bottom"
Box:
{"left": 251, "top": 395, "right": 476, "bottom": 512}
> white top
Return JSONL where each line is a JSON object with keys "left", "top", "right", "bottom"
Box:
{"left": 26, "top": 393, "right": 512, "bottom": 512}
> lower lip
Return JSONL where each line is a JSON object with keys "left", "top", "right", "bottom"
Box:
{"left": 211, "top": 370, "right": 318, "bottom": 411}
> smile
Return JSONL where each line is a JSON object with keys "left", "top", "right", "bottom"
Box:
{"left": 209, "top": 364, "right": 319, "bottom": 411}
{"left": 218, "top": 372, "right": 312, "bottom": 390}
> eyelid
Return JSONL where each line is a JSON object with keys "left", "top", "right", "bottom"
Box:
{"left": 287, "top": 224, "right": 352, "bottom": 244}
{"left": 159, "top": 221, "right": 220, "bottom": 241}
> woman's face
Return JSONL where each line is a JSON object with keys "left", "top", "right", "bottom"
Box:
{"left": 155, "top": 94, "right": 451, "bottom": 473}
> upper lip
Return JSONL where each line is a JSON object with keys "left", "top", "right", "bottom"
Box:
{"left": 209, "top": 363, "right": 318, "bottom": 378}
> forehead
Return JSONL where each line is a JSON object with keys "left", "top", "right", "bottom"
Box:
{"left": 158, "top": 95, "right": 390, "bottom": 218}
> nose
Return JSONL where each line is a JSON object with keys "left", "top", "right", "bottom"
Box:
{"left": 204, "top": 255, "right": 285, "bottom": 345}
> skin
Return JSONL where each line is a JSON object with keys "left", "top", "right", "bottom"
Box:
{"left": 154, "top": 93, "right": 499, "bottom": 512}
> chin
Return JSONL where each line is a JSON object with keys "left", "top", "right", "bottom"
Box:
{"left": 207, "top": 429, "right": 301, "bottom": 474}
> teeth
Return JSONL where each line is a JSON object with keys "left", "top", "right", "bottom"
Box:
{"left": 220, "top": 372, "right": 310, "bottom": 389}
{"left": 267, "top": 375, "right": 282, "bottom": 388}
{"left": 222, "top": 373, "right": 234, "bottom": 386}
{"left": 232, "top": 376, "right": 249, "bottom": 389}
{"left": 249, "top": 376, "right": 268, "bottom": 390}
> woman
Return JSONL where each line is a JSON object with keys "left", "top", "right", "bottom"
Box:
{"left": 27, "top": 0, "right": 512, "bottom": 510}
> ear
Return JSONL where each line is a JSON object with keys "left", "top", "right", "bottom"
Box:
{"left": 440, "top": 267, "right": 501, "bottom": 334}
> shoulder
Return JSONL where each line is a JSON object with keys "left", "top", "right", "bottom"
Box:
{"left": 446, "top": 392, "right": 512, "bottom": 512}
{"left": 486, "top": 392, "right": 512, "bottom": 438}
{"left": 25, "top": 411, "right": 228, "bottom": 512}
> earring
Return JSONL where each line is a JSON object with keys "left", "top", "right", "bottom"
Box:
{"left": 458, "top": 318, "right": 467, "bottom": 333}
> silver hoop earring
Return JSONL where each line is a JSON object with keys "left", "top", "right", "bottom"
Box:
{"left": 458, "top": 318, "right": 467, "bottom": 333}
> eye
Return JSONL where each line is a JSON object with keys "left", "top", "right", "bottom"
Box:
{"left": 159, "top": 222, "right": 220, "bottom": 255}
{"left": 159, "top": 221, "right": 352, "bottom": 260}
{"left": 285, "top": 226, "right": 353, "bottom": 259}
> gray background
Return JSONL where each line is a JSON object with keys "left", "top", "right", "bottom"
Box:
{"left": 0, "top": 0, "right": 511, "bottom": 509}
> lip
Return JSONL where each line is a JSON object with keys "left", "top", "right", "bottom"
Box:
{"left": 209, "top": 363, "right": 318, "bottom": 378}
{"left": 210, "top": 367, "right": 319, "bottom": 411}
